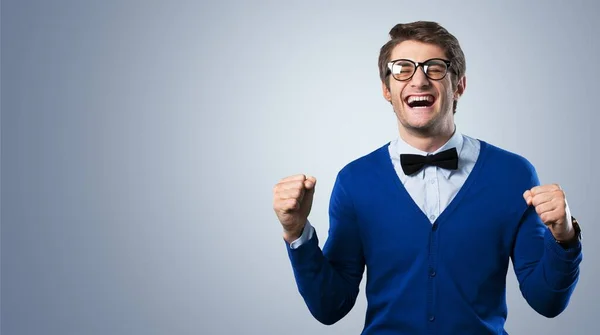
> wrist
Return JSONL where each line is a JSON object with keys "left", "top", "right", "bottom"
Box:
{"left": 554, "top": 216, "right": 582, "bottom": 248}
{"left": 554, "top": 227, "right": 575, "bottom": 243}
{"left": 283, "top": 226, "right": 305, "bottom": 243}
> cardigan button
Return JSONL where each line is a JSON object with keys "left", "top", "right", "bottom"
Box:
{"left": 429, "top": 315, "right": 435, "bottom": 322}
{"left": 429, "top": 269, "right": 436, "bottom": 277}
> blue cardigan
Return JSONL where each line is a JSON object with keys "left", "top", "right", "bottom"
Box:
{"left": 286, "top": 141, "right": 582, "bottom": 334}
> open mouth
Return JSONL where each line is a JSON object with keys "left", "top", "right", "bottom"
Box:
{"left": 405, "top": 95, "right": 435, "bottom": 109}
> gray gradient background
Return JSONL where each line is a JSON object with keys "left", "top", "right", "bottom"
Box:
{"left": 1, "top": 1, "right": 599, "bottom": 334}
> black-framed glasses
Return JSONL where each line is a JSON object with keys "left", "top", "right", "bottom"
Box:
{"left": 386, "top": 58, "right": 451, "bottom": 81}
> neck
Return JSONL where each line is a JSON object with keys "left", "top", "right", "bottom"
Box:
{"left": 398, "top": 121, "right": 455, "bottom": 153}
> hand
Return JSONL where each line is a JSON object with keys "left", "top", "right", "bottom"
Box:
{"left": 523, "top": 183, "right": 574, "bottom": 242}
{"left": 273, "top": 174, "right": 317, "bottom": 243}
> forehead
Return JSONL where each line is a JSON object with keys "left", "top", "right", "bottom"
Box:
{"left": 390, "top": 40, "right": 447, "bottom": 61}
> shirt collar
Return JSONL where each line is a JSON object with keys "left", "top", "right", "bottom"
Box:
{"left": 394, "top": 126, "right": 464, "bottom": 180}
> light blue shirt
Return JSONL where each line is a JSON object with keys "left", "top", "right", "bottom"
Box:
{"left": 290, "top": 128, "right": 481, "bottom": 249}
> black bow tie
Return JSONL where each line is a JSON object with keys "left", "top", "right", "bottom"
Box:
{"left": 400, "top": 147, "right": 459, "bottom": 175}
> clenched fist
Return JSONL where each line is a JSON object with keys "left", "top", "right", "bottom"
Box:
{"left": 273, "top": 174, "right": 317, "bottom": 243}
{"left": 523, "top": 183, "right": 575, "bottom": 242}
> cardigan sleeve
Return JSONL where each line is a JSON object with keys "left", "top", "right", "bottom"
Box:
{"left": 285, "top": 171, "right": 365, "bottom": 325}
{"left": 510, "top": 169, "right": 582, "bottom": 318}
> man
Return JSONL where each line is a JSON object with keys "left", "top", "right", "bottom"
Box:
{"left": 272, "top": 21, "right": 582, "bottom": 334}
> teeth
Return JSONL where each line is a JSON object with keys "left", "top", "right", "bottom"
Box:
{"left": 407, "top": 95, "right": 434, "bottom": 104}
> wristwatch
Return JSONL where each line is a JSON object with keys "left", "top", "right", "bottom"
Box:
{"left": 556, "top": 216, "right": 582, "bottom": 249}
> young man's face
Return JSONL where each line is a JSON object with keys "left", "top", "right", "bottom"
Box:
{"left": 382, "top": 40, "right": 465, "bottom": 134}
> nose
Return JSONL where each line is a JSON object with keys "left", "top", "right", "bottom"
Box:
{"left": 409, "top": 66, "right": 431, "bottom": 88}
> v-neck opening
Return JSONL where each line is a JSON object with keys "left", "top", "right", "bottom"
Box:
{"left": 380, "top": 140, "right": 489, "bottom": 226}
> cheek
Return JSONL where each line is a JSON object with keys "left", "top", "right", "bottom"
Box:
{"left": 390, "top": 84, "right": 406, "bottom": 103}
{"left": 435, "top": 83, "right": 454, "bottom": 104}
{"left": 391, "top": 94, "right": 405, "bottom": 109}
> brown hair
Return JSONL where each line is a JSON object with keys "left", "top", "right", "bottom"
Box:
{"left": 378, "top": 21, "right": 466, "bottom": 112}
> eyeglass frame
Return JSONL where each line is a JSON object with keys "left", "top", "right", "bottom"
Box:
{"left": 386, "top": 58, "right": 452, "bottom": 81}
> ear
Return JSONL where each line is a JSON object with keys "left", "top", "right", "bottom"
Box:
{"left": 382, "top": 81, "right": 392, "bottom": 102}
{"left": 454, "top": 75, "right": 466, "bottom": 100}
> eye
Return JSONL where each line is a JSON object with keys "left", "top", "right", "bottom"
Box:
{"left": 392, "top": 62, "right": 414, "bottom": 74}
{"left": 426, "top": 64, "right": 445, "bottom": 73}
{"left": 423, "top": 60, "right": 448, "bottom": 79}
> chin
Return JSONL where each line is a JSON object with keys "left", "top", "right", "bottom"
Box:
{"left": 406, "top": 122, "right": 436, "bottom": 132}
{"left": 403, "top": 112, "right": 438, "bottom": 128}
